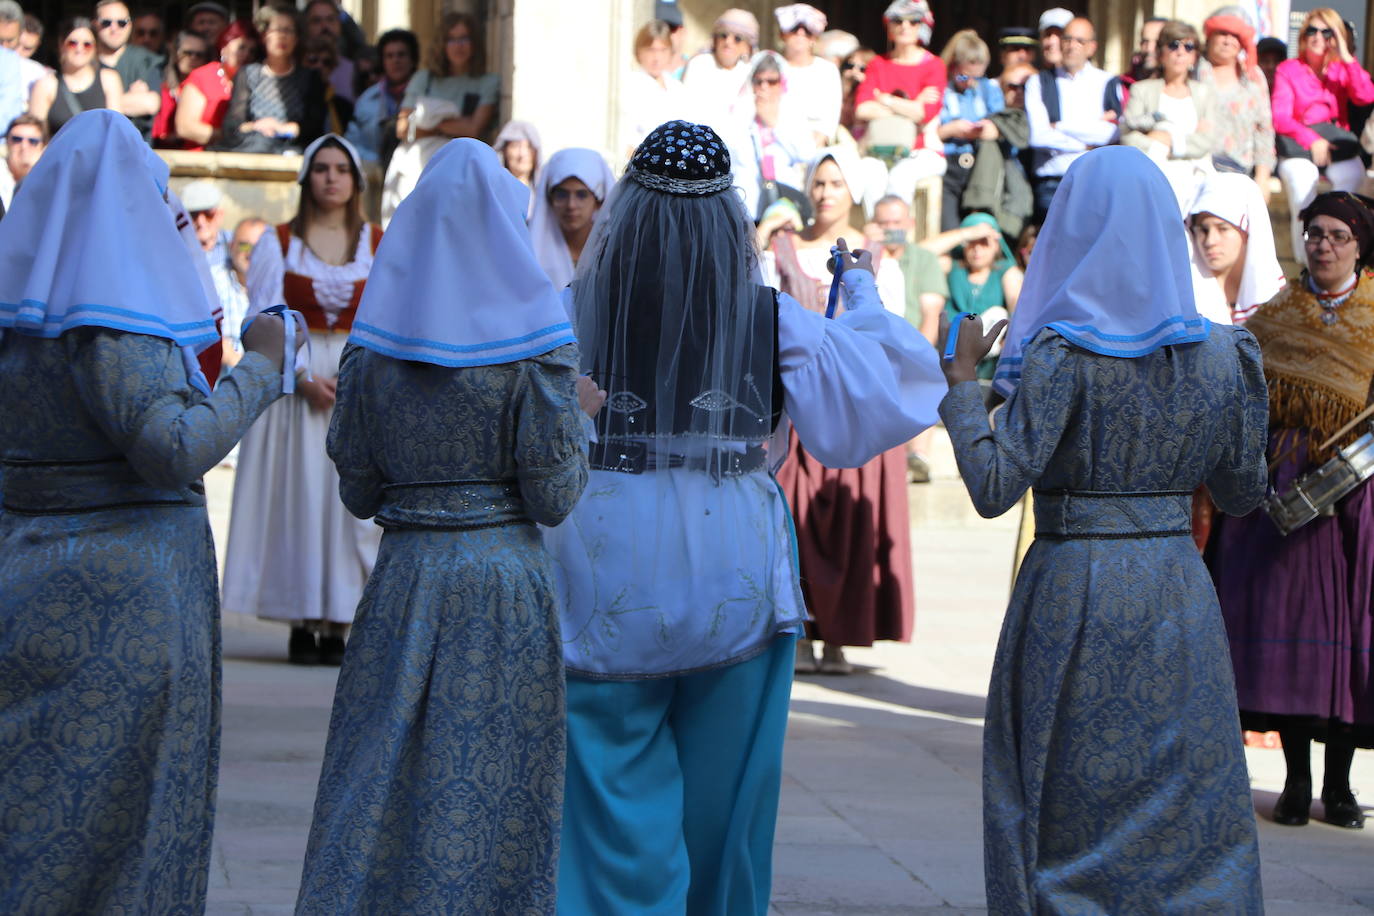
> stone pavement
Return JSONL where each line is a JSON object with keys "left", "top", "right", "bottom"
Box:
{"left": 202, "top": 435, "right": 1374, "bottom": 915}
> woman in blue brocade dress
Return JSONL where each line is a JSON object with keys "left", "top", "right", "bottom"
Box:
{"left": 295, "top": 140, "right": 589, "bottom": 914}
{"left": 0, "top": 111, "right": 290, "bottom": 913}
{"left": 938, "top": 147, "right": 1268, "bottom": 913}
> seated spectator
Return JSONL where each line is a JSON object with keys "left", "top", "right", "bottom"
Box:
{"left": 152, "top": 30, "right": 209, "bottom": 148}
{"left": 0, "top": 0, "right": 18, "bottom": 50}
{"left": 0, "top": 113, "right": 45, "bottom": 209}
{"left": 351, "top": 46, "right": 378, "bottom": 97}
{"left": 218, "top": 4, "right": 324, "bottom": 154}
{"left": 344, "top": 28, "right": 416, "bottom": 166}
{"left": 1197, "top": 7, "right": 1274, "bottom": 201}
{"left": 29, "top": 18, "right": 125, "bottom": 137}
{"left": 924, "top": 212, "right": 1022, "bottom": 387}
{"left": 186, "top": 1, "right": 229, "bottom": 46}
{"left": 1257, "top": 36, "right": 1285, "bottom": 93}
{"left": 621, "top": 19, "right": 689, "bottom": 158}
{"left": 96, "top": 0, "right": 162, "bottom": 142}
{"left": 937, "top": 29, "right": 1003, "bottom": 230}
{"left": 18, "top": 12, "right": 41, "bottom": 60}
{"left": 775, "top": 4, "right": 840, "bottom": 143}
{"left": 817, "top": 29, "right": 858, "bottom": 66}
{"left": 181, "top": 179, "right": 231, "bottom": 263}
{"left": 1121, "top": 20, "right": 1218, "bottom": 213}
{"left": 1272, "top": 7, "right": 1373, "bottom": 262}
{"left": 304, "top": 0, "right": 354, "bottom": 103}
{"left": 131, "top": 9, "right": 163, "bottom": 55}
{"left": 727, "top": 53, "right": 817, "bottom": 220}
{"left": 996, "top": 27, "right": 1036, "bottom": 74}
{"left": 1037, "top": 7, "right": 1072, "bottom": 69}
{"left": 528, "top": 148, "right": 614, "bottom": 289}
{"left": 1124, "top": 16, "right": 1168, "bottom": 85}
{"left": 3, "top": 4, "right": 45, "bottom": 99}
{"left": 961, "top": 62, "right": 1034, "bottom": 237}
{"left": 493, "top": 119, "right": 541, "bottom": 191}
{"left": 1187, "top": 172, "right": 1284, "bottom": 325}
{"left": 1013, "top": 221, "right": 1038, "bottom": 269}
{"left": 212, "top": 216, "right": 269, "bottom": 364}
{"left": 839, "top": 46, "right": 875, "bottom": 138}
{"left": 177, "top": 18, "right": 259, "bottom": 150}
{"left": 1024, "top": 16, "right": 1118, "bottom": 222}
{"left": 396, "top": 12, "right": 499, "bottom": 145}
{"left": 854, "top": 1, "right": 948, "bottom": 205}
{"left": 682, "top": 8, "right": 758, "bottom": 136}
{"left": 304, "top": 35, "right": 353, "bottom": 136}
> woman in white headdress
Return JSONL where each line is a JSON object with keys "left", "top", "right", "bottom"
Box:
{"left": 0, "top": 110, "right": 290, "bottom": 913}
{"left": 1187, "top": 171, "right": 1286, "bottom": 325}
{"left": 545, "top": 120, "right": 944, "bottom": 914}
{"left": 528, "top": 147, "right": 615, "bottom": 289}
{"left": 295, "top": 138, "right": 588, "bottom": 915}
{"left": 222, "top": 133, "right": 383, "bottom": 665}
{"left": 939, "top": 146, "right": 1266, "bottom": 912}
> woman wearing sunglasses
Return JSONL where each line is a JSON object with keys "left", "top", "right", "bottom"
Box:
{"left": 151, "top": 29, "right": 210, "bottom": 148}
{"left": 1272, "top": 7, "right": 1374, "bottom": 263}
{"left": 26, "top": 17, "right": 125, "bottom": 136}
{"left": 682, "top": 8, "right": 758, "bottom": 135}
{"left": 1120, "top": 19, "right": 1219, "bottom": 214}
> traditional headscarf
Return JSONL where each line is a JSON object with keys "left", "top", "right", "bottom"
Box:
{"left": 1299, "top": 191, "right": 1374, "bottom": 269}
{"left": 493, "top": 119, "right": 543, "bottom": 183}
{"left": 296, "top": 133, "right": 366, "bottom": 190}
{"left": 992, "top": 146, "right": 1208, "bottom": 397}
{"left": 775, "top": 4, "right": 826, "bottom": 36}
{"left": 802, "top": 145, "right": 867, "bottom": 213}
{"left": 529, "top": 148, "right": 616, "bottom": 290}
{"left": 958, "top": 212, "right": 1014, "bottom": 265}
{"left": 883, "top": 0, "right": 934, "bottom": 46}
{"left": 1188, "top": 172, "right": 1285, "bottom": 324}
{"left": 0, "top": 111, "right": 218, "bottom": 386}
{"left": 349, "top": 139, "right": 574, "bottom": 367}
{"left": 1203, "top": 6, "right": 1261, "bottom": 81}
{"left": 715, "top": 9, "right": 760, "bottom": 47}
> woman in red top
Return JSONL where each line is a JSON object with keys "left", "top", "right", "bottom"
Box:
{"left": 853, "top": 0, "right": 947, "bottom": 209}
{"left": 1273, "top": 7, "right": 1374, "bottom": 262}
{"left": 175, "top": 18, "right": 261, "bottom": 151}
{"left": 152, "top": 30, "right": 211, "bottom": 148}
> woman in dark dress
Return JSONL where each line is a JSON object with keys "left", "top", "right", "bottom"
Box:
{"left": 27, "top": 17, "right": 125, "bottom": 135}
{"left": 218, "top": 3, "right": 323, "bottom": 154}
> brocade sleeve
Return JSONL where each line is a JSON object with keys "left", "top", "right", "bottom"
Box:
{"left": 1204, "top": 328, "right": 1269, "bottom": 516}
{"left": 513, "top": 344, "right": 589, "bottom": 527}
{"left": 66, "top": 328, "right": 281, "bottom": 489}
{"left": 326, "top": 343, "right": 384, "bottom": 519}
{"left": 938, "top": 330, "right": 1077, "bottom": 518}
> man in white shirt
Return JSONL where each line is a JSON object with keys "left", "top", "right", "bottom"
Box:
{"left": 1024, "top": 16, "right": 1119, "bottom": 221}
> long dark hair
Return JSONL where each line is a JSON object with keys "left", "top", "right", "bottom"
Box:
{"left": 291, "top": 136, "right": 366, "bottom": 261}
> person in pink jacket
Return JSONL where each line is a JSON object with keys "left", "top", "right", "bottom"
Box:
{"left": 1273, "top": 6, "right": 1374, "bottom": 263}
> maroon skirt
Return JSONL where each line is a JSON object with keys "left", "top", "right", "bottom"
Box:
{"left": 774, "top": 430, "right": 914, "bottom": 646}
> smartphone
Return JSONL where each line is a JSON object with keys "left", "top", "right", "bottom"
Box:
{"left": 883, "top": 228, "right": 907, "bottom": 246}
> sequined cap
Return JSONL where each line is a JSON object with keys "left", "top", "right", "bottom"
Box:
{"left": 627, "top": 120, "right": 733, "bottom": 196}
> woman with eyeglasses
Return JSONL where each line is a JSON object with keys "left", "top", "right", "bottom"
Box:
{"left": 1206, "top": 190, "right": 1374, "bottom": 832}
{"left": 682, "top": 8, "right": 758, "bottom": 135}
{"left": 218, "top": 3, "right": 324, "bottom": 154}
{"left": 1120, "top": 20, "right": 1219, "bottom": 214}
{"left": 853, "top": 0, "right": 948, "bottom": 207}
{"left": 394, "top": 12, "right": 497, "bottom": 145}
{"left": 529, "top": 147, "right": 615, "bottom": 289}
{"left": 151, "top": 29, "right": 209, "bottom": 148}
{"left": 1196, "top": 6, "right": 1275, "bottom": 202}
{"left": 838, "top": 46, "right": 875, "bottom": 138}
{"left": 26, "top": 17, "right": 125, "bottom": 136}
{"left": 1272, "top": 7, "right": 1374, "bottom": 262}
{"left": 176, "top": 18, "right": 260, "bottom": 151}
{"left": 774, "top": 3, "right": 840, "bottom": 144}
{"left": 726, "top": 54, "right": 816, "bottom": 221}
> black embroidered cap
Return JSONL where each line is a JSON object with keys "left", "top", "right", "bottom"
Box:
{"left": 627, "top": 120, "right": 733, "bottom": 196}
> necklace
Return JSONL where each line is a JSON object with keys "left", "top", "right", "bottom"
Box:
{"left": 1310, "top": 273, "right": 1358, "bottom": 325}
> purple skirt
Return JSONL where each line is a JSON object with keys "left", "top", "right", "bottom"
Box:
{"left": 1206, "top": 429, "right": 1374, "bottom": 746}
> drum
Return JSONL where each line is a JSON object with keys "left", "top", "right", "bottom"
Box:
{"left": 1265, "top": 431, "right": 1374, "bottom": 535}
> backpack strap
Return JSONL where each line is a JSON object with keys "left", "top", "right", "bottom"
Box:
{"left": 1103, "top": 76, "right": 1125, "bottom": 118}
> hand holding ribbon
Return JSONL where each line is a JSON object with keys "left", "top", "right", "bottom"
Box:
{"left": 241, "top": 304, "right": 311, "bottom": 394}
{"left": 823, "top": 237, "right": 876, "bottom": 319}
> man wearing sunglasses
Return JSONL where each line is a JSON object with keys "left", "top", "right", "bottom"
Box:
{"left": 0, "top": 113, "right": 45, "bottom": 213}
{"left": 94, "top": 0, "right": 162, "bottom": 142}
{"left": 682, "top": 8, "right": 758, "bottom": 136}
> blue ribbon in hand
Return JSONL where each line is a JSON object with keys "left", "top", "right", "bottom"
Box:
{"left": 824, "top": 246, "right": 844, "bottom": 320}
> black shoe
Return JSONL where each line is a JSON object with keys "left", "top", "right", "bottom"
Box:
{"left": 318, "top": 634, "right": 346, "bottom": 667}
{"left": 1320, "top": 788, "right": 1366, "bottom": 829}
{"left": 1273, "top": 782, "right": 1312, "bottom": 826}
{"left": 288, "top": 627, "right": 319, "bottom": 665}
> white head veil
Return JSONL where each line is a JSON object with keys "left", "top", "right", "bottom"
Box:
{"left": 0, "top": 111, "right": 219, "bottom": 391}
{"left": 802, "top": 145, "right": 867, "bottom": 213}
{"left": 350, "top": 139, "right": 575, "bottom": 367}
{"left": 992, "top": 146, "right": 1209, "bottom": 397}
{"left": 1188, "top": 172, "right": 1286, "bottom": 325}
{"left": 528, "top": 148, "right": 616, "bottom": 290}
